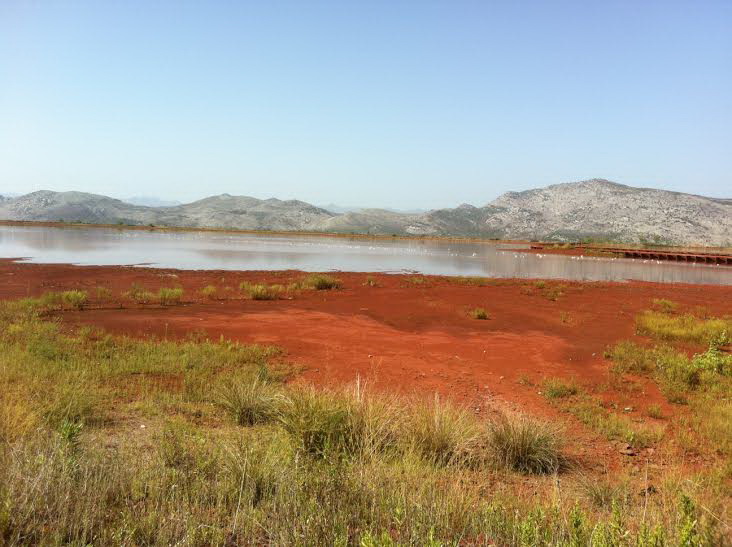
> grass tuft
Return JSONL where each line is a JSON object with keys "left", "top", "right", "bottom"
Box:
{"left": 407, "top": 395, "right": 482, "bottom": 466}
{"left": 450, "top": 276, "right": 491, "bottom": 286}
{"left": 277, "top": 386, "right": 354, "bottom": 459}
{"left": 300, "top": 274, "right": 341, "bottom": 290}
{"left": 95, "top": 287, "right": 112, "bottom": 300}
{"left": 158, "top": 287, "right": 183, "bottom": 305}
{"left": 240, "top": 281, "right": 285, "bottom": 300}
{"left": 469, "top": 307, "right": 489, "bottom": 320}
{"left": 652, "top": 298, "right": 678, "bottom": 314}
{"left": 486, "top": 414, "right": 563, "bottom": 474}
{"left": 60, "top": 290, "right": 88, "bottom": 310}
{"left": 200, "top": 285, "right": 218, "bottom": 300}
{"left": 124, "top": 283, "right": 155, "bottom": 304}
{"left": 646, "top": 404, "right": 664, "bottom": 419}
{"left": 542, "top": 378, "right": 579, "bottom": 399}
{"left": 216, "top": 377, "right": 282, "bottom": 426}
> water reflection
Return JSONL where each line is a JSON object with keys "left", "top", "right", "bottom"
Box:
{"left": 0, "top": 225, "right": 729, "bottom": 285}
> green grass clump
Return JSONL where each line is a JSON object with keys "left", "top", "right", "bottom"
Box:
{"left": 486, "top": 414, "right": 563, "bottom": 474}
{"left": 60, "top": 290, "right": 87, "bottom": 310}
{"left": 543, "top": 285, "right": 566, "bottom": 301}
{"left": 17, "top": 290, "right": 89, "bottom": 311}
{"left": 636, "top": 311, "right": 731, "bottom": 345}
{"left": 158, "top": 287, "right": 183, "bottom": 306}
{"left": 95, "top": 287, "right": 113, "bottom": 300}
{"left": 278, "top": 384, "right": 404, "bottom": 461}
{"left": 300, "top": 274, "right": 341, "bottom": 290}
{"left": 38, "top": 291, "right": 63, "bottom": 309}
{"left": 577, "top": 477, "right": 629, "bottom": 508}
{"left": 406, "top": 395, "right": 483, "bottom": 467}
{"left": 646, "top": 404, "right": 664, "bottom": 419}
{"left": 124, "top": 283, "right": 155, "bottom": 304}
{"left": 216, "top": 377, "right": 282, "bottom": 426}
{"left": 604, "top": 340, "right": 656, "bottom": 375}
{"left": 542, "top": 378, "right": 579, "bottom": 399}
{"left": 652, "top": 298, "right": 678, "bottom": 314}
{"left": 199, "top": 285, "right": 218, "bottom": 299}
{"left": 450, "top": 276, "right": 490, "bottom": 286}
{"left": 278, "top": 386, "right": 357, "bottom": 459}
{"left": 240, "top": 281, "right": 284, "bottom": 300}
{"left": 470, "top": 307, "right": 489, "bottom": 320}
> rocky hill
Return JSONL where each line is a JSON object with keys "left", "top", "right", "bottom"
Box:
{"left": 406, "top": 179, "right": 732, "bottom": 245}
{"left": 0, "top": 179, "right": 729, "bottom": 245}
{"left": 0, "top": 191, "right": 157, "bottom": 225}
{"left": 0, "top": 191, "right": 334, "bottom": 232}
{"left": 482, "top": 179, "right": 731, "bottom": 245}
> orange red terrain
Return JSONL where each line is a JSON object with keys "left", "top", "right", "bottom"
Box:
{"left": 2, "top": 259, "right": 731, "bottom": 468}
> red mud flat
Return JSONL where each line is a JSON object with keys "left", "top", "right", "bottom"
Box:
{"left": 2, "top": 259, "right": 732, "bottom": 469}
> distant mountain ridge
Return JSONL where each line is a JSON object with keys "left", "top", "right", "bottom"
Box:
{"left": 319, "top": 203, "right": 428, "bottom": 215}
{"left": 123, "top": 196, "right": 182, "bottom": 207}
{"left": 1, "top": 179, "right": 729, "bottom": 246}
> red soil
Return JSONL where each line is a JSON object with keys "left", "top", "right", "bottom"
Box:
{"left": 2, "top": 259, "right": 731, "bottom": 468}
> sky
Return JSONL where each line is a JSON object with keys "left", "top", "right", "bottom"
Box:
{"left": 1, "top": 1, "right": 730, "bottom": 209}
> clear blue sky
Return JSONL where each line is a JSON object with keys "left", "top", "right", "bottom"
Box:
{"left": 1, "top": 1, "right": 730, "bottom": 208}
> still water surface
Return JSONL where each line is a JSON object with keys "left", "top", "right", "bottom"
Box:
{"left": 1, "top": 225, "right": 730, "bottom": 285}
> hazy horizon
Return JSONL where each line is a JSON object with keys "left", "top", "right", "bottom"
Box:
{"left": 2, "top": 1, "right": 731, "bottom": 208}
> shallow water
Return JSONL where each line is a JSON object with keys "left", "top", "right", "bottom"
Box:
{"left": 0, "top": 225, "right": 730, "bottom": 285}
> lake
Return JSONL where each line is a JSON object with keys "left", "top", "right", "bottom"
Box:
{"left": 0, "top": 224, "right": 730, "bottom": 285}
